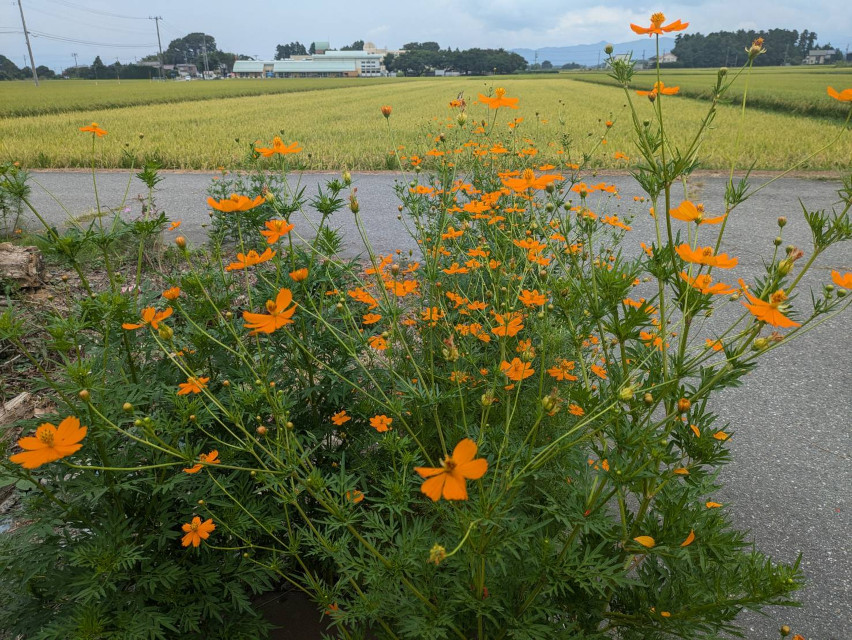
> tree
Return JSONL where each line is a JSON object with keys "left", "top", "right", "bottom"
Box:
{"left": 35, "top": 65, "right": 56, "bottom": 79}
{"left": 402, "top": 41, "right": 441, "bottom": 52}
{"left": 275, "top": 42, "right": 308, "bottom": 59}
{"left": 541, "top": 60, "right": 553, "bottom": 69}
{"left": 91, "top": 56, "right": 106, "bottom": 79}
{"left": 0, "top": 55, "right": 24, "bottom": 80}
{"left": 309, "top": 42, "right": 316, "bottom": 55}
{"left": 164, "top": 32, "right": 216, "bottom": 68}
{"left": 341, "top": 40, "right": 364, "bottom": 51}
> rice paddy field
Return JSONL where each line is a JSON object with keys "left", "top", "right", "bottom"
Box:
{"left": 569, "top": 66, "right": 852, "bottom": 119}
{"left": 1, "top": 69, "right": 850, "bottom": 171}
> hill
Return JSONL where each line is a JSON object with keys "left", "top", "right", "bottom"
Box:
{"left": 512, "top": 38, "right": 676, "bottom": 67}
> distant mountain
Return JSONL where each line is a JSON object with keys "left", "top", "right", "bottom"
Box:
{"left": 512, "top": 38, "right": 676, "bottom": 67}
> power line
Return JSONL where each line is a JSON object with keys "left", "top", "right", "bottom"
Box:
{"left": 40, "top": 0, "right": 148, "bottom": 20}
{"left": 26, "top": 5, "right": 153, "bottom": 36}
{"left": 28, "top": 29, "right": 156, "bottom": 48}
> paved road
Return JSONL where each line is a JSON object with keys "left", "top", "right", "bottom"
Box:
{"left": 22, "top": 171, "right": 852, "bottom": 639}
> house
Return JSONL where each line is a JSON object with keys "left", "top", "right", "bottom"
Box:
{"left": 804, "top": 49, "right": 836, "bottom": 64}
{"left": 652, "top": 52, "right": 678, "bottom": 64}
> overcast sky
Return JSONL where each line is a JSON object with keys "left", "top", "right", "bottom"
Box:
{"left": 2, "top": 0, "right": 850, "bottom": 71}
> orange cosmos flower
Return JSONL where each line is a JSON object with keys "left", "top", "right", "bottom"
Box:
{"left": 225, "top": 248, "right": 276, "bottom": 271}
{"left": 79, "top": 122, "right": 108, "bottom": 136}
{"left": 370, "top": 415, "right": 393, "bottom": 432}
{"left": 547, "top": 359, "right": 578, "bottom": 381}
{"left": 827, "top": 86, "right": 852, "bottom": 102}
{"left": 260, "top": 219, "right": 294, "bottom": 243}
{"left": 380, "top": 105, "right": 392, "bottom": 118}
{"left": 349, "top": 287, "right": 379, "bottom": 309}
{"left": 243, "top": 287, "right": 297, "bottom": 335}
{"left": 254, "top": 136, "right": 302, "bottom": 157}
{"left": 442, "top": 262, "right": 469, "bottom": 275}
{"left": 831, "top": 270, "right": 852, "bottom": 288}
{"left": 368, "top": 335, "right": 387, "bottom": 350}
{"left": 738, "top": 281, "right": 800, "bottom": 328}
{"left": 492, "top": 311, "right": 524, "bottom": 337}
{"left": 162, "top": 287, "right": 181, "bottom": 300}
{"left": 9, "top": 416, "right": 87, "bottom": 469}
{"left": 331, "top": 410, "right": 351, "bottom": 426}
{"left": 676, "top": 244, "right": 738, "bottom": 269}
{"left": 705, "top": 501, "right": 723, "bottom": 509}
{"left": 519, "top": 289, "right": 546, "bottom": 307}
{"left": 500, "top": 357, "right": 535, "bottom": 381}
{"left": 345, "top": 490, "right": 364, "bottom": 503}
{"left": 669, "top": 201, "right": 725, "bottom": 224}
{"left": 168, "top": 221, "right": 182, "bottom": 231}
{"left": 207, "top": 194, "right": 265, "bottom": 213}
{"left": 414, "top": 438, "right": 488, "bottom": 501}
{"left": 183, "top": 450, "right": 221, "bottom": 474}
{"left": 122, "top": 306, "right": 173, "bottom": 330}
{"left": 361, "top": 313, "right": 382, "bottom": 324}
{"left": 177, "top": 376, "right": 209, "bottom": 395}
{"left": 706, "top": 338, "right": 724, "bottom": 352}
{"left": 502, "top": 168, "right": 562, "bottom": 192}
{"left": 590, "top": 364, "right": 608, "bottom": 380}
{"left": 633, "top": 535, "right": 656, "bottom": 548}
{"left": 289, "top": 268, "right": 308, "bottom": 282}
{"left": 478, "top": 87, "right": 519, "bottom": 109}
{"left": 630, "top": 12, "right": 689, "bottom": 36}
{"left": 181, "top": 516, "right": 215, "bottom": 547}
{"left": 680, "top": 272, "right": 736, "bottom": 295}
{"left": 637, "top": 81, "right": 680, "bottom": 97}
{"left": 421, "top": 307, "right": 445, "bottom": 327}
{"left": 569, "top": 404, "right": 584, "bottom": 416}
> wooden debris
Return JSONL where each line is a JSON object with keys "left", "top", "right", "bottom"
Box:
{"left": 0, "top": 243, "right": 45, "bottom": 289}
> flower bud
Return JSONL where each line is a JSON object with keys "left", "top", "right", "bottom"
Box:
{"left": 342, "top": 170, "right": 351, "bottom": 185}
{"left": 175, "top": 236, "right": 186, "bottom": 249}
{"left": 256, "top": 425, "right": 267, "bottom": 436}
{"left": 122, "top": 402, "right": 133, "bottom": 413}
{"left": 752, "top": 337, "right": 769, "bottom": 351}
{"left": 604, "top": 44, "right": 614, "bottom": 55}
{"left": 677, "top": 398, "right": 691, "bottom": 413}
{"left": 619, "top": 386, "right": 635, "bottom": 401}
{"left": 481, "top": 392, "right": 496, "bottom": 406}
{"left": 747, "top": 37, "right": 766, "bottom": 59}
{"left": 777, "top": 258, "right": 793, "bottom": 276}
{"left": 349, "top": 192, "right": 360, "bottom": 214}
{"left": 78, "top": 389, "right": 90, "bottom": 402}
{"left": 286, "top": 421, "right": 294, "bottom": 430}
{"left": 380, "top": 105, "right": 392, "bottom": 118}
{"left": 428, "top": 544, "right": 447, "bottom": 565}
{"left": 158, "top": 325, "right": 174, "bottom": 341}
{"left": 718, "top": 67, "right": 728, "bottom": 77}
{"left": 541, "top": 396, "right": 556, "bottom": 412}
{"left": 457, "top": 112, "right": 468, "bottom": 126}
{"left": 777, "top": 216, "right": 787, "bottom": 228}
{"left": 779, "top": 625, "right": 791, "bottom": 637}
{"left": 643, "top": 392, "right": 654, "bottom": 406}
{"left": 774, "top": 236, "right": 783, "bottom": 246}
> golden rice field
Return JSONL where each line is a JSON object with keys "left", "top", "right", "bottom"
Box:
{"left": 1, "top": 74, "right": 850, "bottom": 171}
{"left": 569, "top": 66, "right": 852, "bottom": 119}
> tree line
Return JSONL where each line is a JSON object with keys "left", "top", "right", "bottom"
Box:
{"left": 384, "top": 43, "right": 528, "bottom": 76}
{"left": 671, "top": 29, "right": 845, "bottom": 67}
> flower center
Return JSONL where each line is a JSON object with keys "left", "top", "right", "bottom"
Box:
{"left": 190, "top": 521, "right": 199, "bottom": 532}
{"left": 495, "top": 87, "right": 506, "bottom": 99}
{"left": 266, "top": 300, "right": 278, "bottom": 314}
{"left": 702, "top": 247, "right": 714, "bottom": 258}
{"left": 38, "top": 429, "right": 55, "bottom": 446}
{"left": 770, "top": 290, "right": 787, "bottom": 305}
{"left": 442, "top": 457, "right": 457, "bottom": 473}
{"left": 522, "top": 168, "right": 536, "bottom": 184}
{"left": 651, "top": 12, "right": 665, "bottom": 27}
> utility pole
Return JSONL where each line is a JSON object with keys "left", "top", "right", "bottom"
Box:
{"left": 150, "top": 16, "right": 165, "bottom": 81}
{"left": 72, "top": 52, "right": 78, "bottom": 77}
{"left": 201, "top": 37, "right": 210, "bottom": 78}
{"left": 16, "top": 0, "right": 38, "bottom": 86}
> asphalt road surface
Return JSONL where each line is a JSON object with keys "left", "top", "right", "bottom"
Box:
{"left": 20, "top": 170, "right": 852, "bottom": 639}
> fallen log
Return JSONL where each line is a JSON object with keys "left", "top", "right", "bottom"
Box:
{"left": 0, "top": 243, "right": 45, "bottom": 289}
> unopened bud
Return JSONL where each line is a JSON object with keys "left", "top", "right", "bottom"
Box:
{"left": 774, "top": 236, "right": 783, "bottom": 246}
{"left": 122, "top": 402, "right": 133, "bottom": 412}
{"left": 752, "top": 337, "right": 769, "bottom": 351}
{"left": 349, "top": 192, "right": 360, "bottom": 214}
{"left": 677, "top": 398, "right": 691, "bottom": 413}
{"left": 643, "top": 392, "right": 654, "bottom": 406}
{"left": 342, "top": 170, "right": 352, "bottom": 185}
{"left": 777, "top": 216, "right": 787, "bottom": 228}
{"left": 78, "top": 389, "right": 90, "bottom": 402}
{"left": 718, "top": 67, "right": 728, "bottom": 77}
{"left": 428, "top": 544, "right": 447, "bottom": 565}
{"left": 457, "top": 112, "right": 468, "bottom": 126}
{"left": 175, "top": 236, "right": 186, "bottom": 249}
{"left": 779, "top": 625, "right": 791, "bottom": 637}
{"left": 778, "top": 258, "right": 793, "bottom": 275}
{"left": 619, "top": 386, "right": 635, "bottom": 401}
{"left": 158, "top": 325, "right": 174, "bottom": 341}
{"left": 256, "top": 425, "right": 267, "bottom": 436}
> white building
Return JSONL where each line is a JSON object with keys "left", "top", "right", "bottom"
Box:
{"left": 233, "top": 50, "right": 387, "bottom": 78}
{"left": 804, "top": 49, "right": 836, "bottom": 64}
